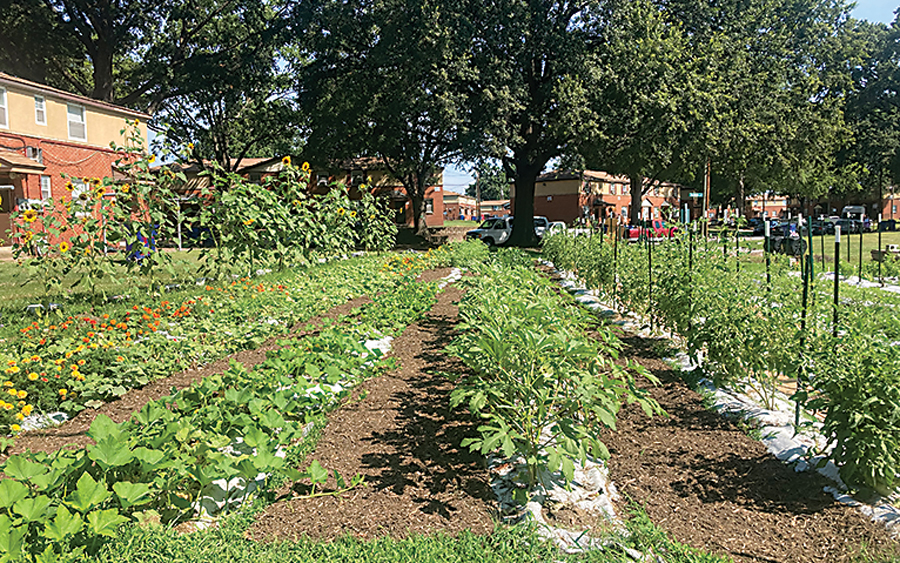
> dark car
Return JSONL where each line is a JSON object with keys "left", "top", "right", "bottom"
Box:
{"left": 834, "top": 218, "right": 860, "bottom": 234}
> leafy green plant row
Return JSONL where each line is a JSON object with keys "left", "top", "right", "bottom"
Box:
{"left": 544, "top": 232, "right": 900, "bottom": 496}
{"left": 0, "top": 254, "right": 416, "bottom": 430}
{"left": 447, "top": 249, "right": 662, "bottom": 492}
{"left": 0, "top": 272, "right": 443, "bottom": 562}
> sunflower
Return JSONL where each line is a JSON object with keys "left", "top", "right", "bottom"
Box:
{"left": 187, "top": 142, "right": 195, "bottom": 151}
{"left": 23, "top": 232, "right": 33, "bottom": 244}
{"left": 148, "top": 154, "right": 156, "bottom": 164}
{"left": 282, "top": 156, "right": 291, "bottom": 166}
{"left": 77, "top": 192, "right": 90, "bottom": 202}
{"left": 121, "top": 183, "right": 131, "bottom": 194}
{"left": 64, "top": 181, "right": 74, "bottom": 192}
{"left": 22, "top": 209, "right": 38, "bottom": 223}
{"left": 59, "top": 241, "right": 70, "bottom": 253}
{"left": 94, "top": 186, "right": 106, "bottom": 198}
{"left": 337, "top": 208, "right": 346, "bottom": 216}
{"left": 302, "top": 161, "right": 310, "bottom": 172}
{"left": 350, "top": 210, "right": 357, "bottom": 218}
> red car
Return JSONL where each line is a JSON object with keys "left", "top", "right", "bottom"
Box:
{"left": 624, "top": 220, "right": 678, "bottom": 241}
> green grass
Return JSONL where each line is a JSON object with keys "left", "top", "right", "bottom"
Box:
{"left": 441, "top": 220, "right": 480, "bottom": 228}
{"left": 95, "top": 501, "right": 734, "bottom": 563}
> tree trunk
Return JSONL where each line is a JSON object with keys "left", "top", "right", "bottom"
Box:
{"left": 91, "top": 43, "right": 115, "bottom": 102}
{"left": 628, "top": 174, "right": 643, "bottom": 225}
{"left": 508, "top": 162, "right": 541, "bottom": 247}
{"left": 406, "top": 173, "right": 430, "bottom": 239}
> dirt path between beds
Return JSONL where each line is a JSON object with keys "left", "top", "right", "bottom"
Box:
{"left": 249, "top": 283, "right": 495, "bottom": 542}
{"left": 5, "top": 294, "right": 373, "bottom": 458}
{"left": 601, "top": 333, "right": 898, "bottom": 563}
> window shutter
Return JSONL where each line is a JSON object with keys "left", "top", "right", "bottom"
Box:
{"left": 0, "top": 88, "right": 7, "bottom": 128}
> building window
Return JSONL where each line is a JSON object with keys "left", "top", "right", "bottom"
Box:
{"left": 0, "top": 88, "right": 7, "bottom": 128}
{"left": 610, "top": 184, "right": 616, "bottom": 195}
{"left": 67, "top": 103, "right": 86, "bottom": 140}
{"left": 34, "top": 96, "right": 46, "bottom": 125}
{"left": 894, "top": 205, "right": 897, "bottom": 214}
{"left": 40, "top": 176, "right": 51, "bottom": 201}
{"left": 26, "top": 146, "right": 43, "bottom": 164}
{"left": 425, "top": 198, "right": 434, "bottom": 214}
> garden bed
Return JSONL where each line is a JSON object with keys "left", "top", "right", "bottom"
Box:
{"left": 250, "top": 284, "right": 495, "bottom": 541}
{"left": 601, "top": 334, "right": 899, "bottom": 563}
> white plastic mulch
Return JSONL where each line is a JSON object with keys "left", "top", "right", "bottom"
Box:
{"left": 540, "top": 259, "right": 900, "bottom": 539}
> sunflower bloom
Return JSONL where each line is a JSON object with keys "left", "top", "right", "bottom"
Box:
{"left": 302, "top": 161, "right": 310, "bottom": 172}
{"left": 338, "top": 208, "right": 346, "bottom": 216}
{"left": 282, "top": 156, "right": 291, "bottom": 166}
{"left": 148, "top": 154, "right": 156, "bottom": 164}
{"left": 22, "top": 209, "right": 38, "bottom": 223}
{"left": 59, "top": 241, "right": 70, "bottom": 253}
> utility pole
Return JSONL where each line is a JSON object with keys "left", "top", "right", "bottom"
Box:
{"left": 702, "top": 159, "right": 711, "bottom": 238}
{"left": 474, "top": 167, "right": 481, "bottom": 222}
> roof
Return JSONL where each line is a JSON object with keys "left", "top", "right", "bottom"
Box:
{"left": 0, "top": 72, "right": 150, "bottom": 120}
{"left": 153, "top": 158, "right": 272, "bottom": 175}
{"left": 535, "top": 170, "right": 581, "bottom": 182}
{"left": 481, "top": 199, "right": 509, "bottom": 207}
{"left": 0, "top": 150, "right": 45, "bottom": 174}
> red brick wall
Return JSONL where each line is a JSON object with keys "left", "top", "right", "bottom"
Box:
{"left": 0, "top": 132, "right": 122, "bottom": 204}
{"left": 445, "top": 201, "right": 477, "bottom": 221}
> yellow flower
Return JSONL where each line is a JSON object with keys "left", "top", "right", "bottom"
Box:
{"left": 350, "top": 211, "right": 357, "bottom": 218}
{"left": 10, "top": 424, "right": 20, "bottom": 432}
{"left": 23, "top": 231, "right": 33, "bottom": 244}
{"left": 15, "top": 413, "right": 23, "bottom": 421}
{"left": 59, "top": 389, "right": 68, "bottom": 396}
{"left": 5, "top": 367, "right": 19, "bottom": 375}
{"left": 3, "top": 381, "right": 12, "bottom": 387}
{"left": 121, "top": 183, "right": 131, "bottom": 194}
{"left": 22, "top": 405, "right": 32, "bottom": 415}
{"left": 337, "top": 208, "right": 346, "bottom": 216}
{"left": 17, "top": 390, "right": 26, "bottom": 399}
{"left": 281, "top": 156, "right": 291, "bottom": 166}
{"left": 59, "top": 241, "right": 70, "bottom": 253}
{"left": 187, "top": 143, "right": 195, "bottom": 151}
{"left": 7, "top": 389, "right": 16, "bottom": 397}
{"left": 27, "top": 373, "right": 38, "bottom": 381}
{"left": 148, "top": 154, "right": 156, "bottom": 164}
{"left": 243, "top": 219, "right": 255, "bottom": 226}
{"left": 302, "top": 161, "right": 310, "bottom": 172}
{"left": 94, "top": 186, "right": 106, "bottom": 198}
{"left": 22, "top": 209, "right": 38, "bottom": 223}
{"left": 64, "top": 181, "right": 74, "bottom": 192}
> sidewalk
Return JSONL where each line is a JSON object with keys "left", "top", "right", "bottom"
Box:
{"left": 0, "top": 246, "right": 12, "bottom": 262}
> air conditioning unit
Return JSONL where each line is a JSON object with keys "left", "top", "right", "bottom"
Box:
{"left": 25, "top": 146, "right": 43, "bottom": 164}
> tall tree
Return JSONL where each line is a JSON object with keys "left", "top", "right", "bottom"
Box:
{"left": 465, "top": 0, "right": 604, "bottom": 245}
{"left": 0, "top": 0, "right": 290, "bottom": 111}
{"left": 151, "top": 2, "right": 302, "bottom": 171}
{"left": 579, "top": 0, "right": 698, "bottom": 225}
{"left": 299, "top": 0, "right": 472, "bottom": 238}
{"left": 845, "top": 16, "right": 900, "bottom": 203}
{"left": 465, "top": 162, "right": 509, "bottom": 201}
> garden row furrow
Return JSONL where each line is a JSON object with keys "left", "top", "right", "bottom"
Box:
{"left": 3, "top": 294, "right": 374, "bottom": 459}
{"left": 0, "top": 248, "right": 463, "bottom": 562}
{"left": 249, "top": 282, "right": 495, "bottom": 542}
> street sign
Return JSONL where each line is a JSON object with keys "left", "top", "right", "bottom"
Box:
{"left": 689, "top": 192, "right": 703, "bottom": 198}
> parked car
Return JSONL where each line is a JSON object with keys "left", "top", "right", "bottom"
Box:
{"left": 465, "top": 215, "right": 551, "bottom": 246}
{"left": 834, "top": 218, "right": 860, "bottom": 234}
{"left": 623, "top": 220, "right": 678, "bottom": 241}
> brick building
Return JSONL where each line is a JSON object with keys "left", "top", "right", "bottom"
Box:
{"left": 0, "top": 72, "right": 149, "bottom": 245}
{"left": 509, "top": 170, "right": 679, "bottom": 224}
{"left": 443, "top": 192, "right": 477, "bottom": 221}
